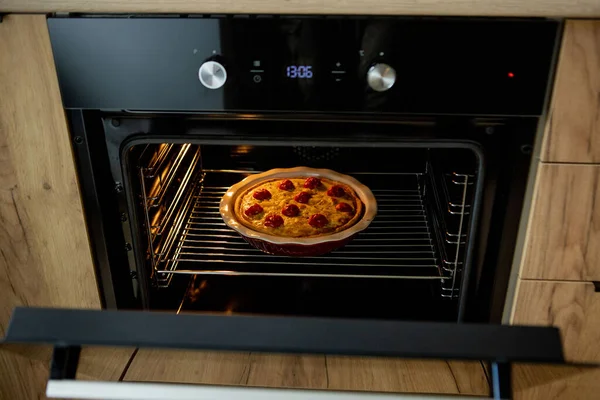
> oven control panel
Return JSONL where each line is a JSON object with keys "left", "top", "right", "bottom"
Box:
{"left": 48, "top": 17, "right": 558, "bottom": 115}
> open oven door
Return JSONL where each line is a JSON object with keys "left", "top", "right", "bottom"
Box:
{"left": 3, "top": 307, "right": 598, "bottom": 400}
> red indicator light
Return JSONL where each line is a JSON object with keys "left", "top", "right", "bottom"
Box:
{"left": 508, "top": 72, "right": 515, "bottom": 78}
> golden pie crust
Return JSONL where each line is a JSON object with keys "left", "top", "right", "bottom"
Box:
{"left": 235, "top": 177, "right": 364, "bottom": 238}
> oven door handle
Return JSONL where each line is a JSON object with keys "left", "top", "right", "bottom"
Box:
{"left": 44, "top": 380, "right": 490, "bottom": 400}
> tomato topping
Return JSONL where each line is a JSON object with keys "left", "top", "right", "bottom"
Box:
{"left": 253, "top": 189, "right": 272, "bottom": 200}
{"left": 303, "top": 177, "right": 321, "bottom": 189}
{"left": 336, "top": 202, "right": 353, "bottom": 212}
{"left": 279, "top": 179, "right": 295, "bottom": 191}
{"left": 244, "top": 204, "right": 263, "bottom": 216}
{"left": 264, "top": 214, "right": 284, "bottom": 228}
{"left": 282, "top": 204, "right": 300, "bottom": 217}
{"left": 327, "top": 185, "right": 345, "bottom": 197}
{"left": 294, "top": 191, "right": 311, "bottom": 204}
{"left": 308, "top": 214, "right": 328, "bottom": 228}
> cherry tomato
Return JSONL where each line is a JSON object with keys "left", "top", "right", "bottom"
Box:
{"left": 282, "top": 204, "right": 300, "bottom": 217}
{"left": 279, "top": 179, "right": 295, "bottom": 191}
{"left": 244, "top": 204, "right": 264, "bottom": 216}
{"left": 264, "top": 214, "right": 284, "bottom": 228}
{"left": 336, "top": 202, "right": 353, "bottom": 212}
{"left": 294, "top": 191, "right": 311, "bottom": 204}
{"left": 303, "top": 177, "right": 321, "bottom": 189}
{"left": 327, "top": 185, "right": 345, "bottom": 197}
{"left": 253, "top": 189, "right": 272, "bottom": 200}
{"left": 308, "top": 214, "right": 328, "bottom": 228}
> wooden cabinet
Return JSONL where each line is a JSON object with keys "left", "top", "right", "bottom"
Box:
{"left": 507, "top": 19, "right": 600, "bottom": 398}
{"left": 0, "top": 14, "right": 100, "bottom": 331}
{"left": 123, "top": 349, "right": 491, "bottom": 396}
{"left": 0, "top": 14, "right": 134, "bottom": 400}
{"left": 1, "top": 0, "right": 600, "bottom": 18}
{"left": 521, "top": 164, "right": 600, "bottom": 280}
{"left": 514, "top": 363, "right": 600, "bottom": 400}
{"left": 513, "top": 281, "right": 600, "bottom": 363}
{"left": 542, "top": 20, "right": 600, "bottom": 163}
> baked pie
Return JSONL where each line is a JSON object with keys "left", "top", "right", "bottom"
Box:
{"left": 235, "top": 176, "right": 364, "bottom": 238}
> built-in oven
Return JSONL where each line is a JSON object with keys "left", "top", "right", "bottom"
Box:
{"left": 2, "top": 15, "right": 583, "bottom": 400}
{"left": 45, "top": 16, "right": 558, "bottom": 324}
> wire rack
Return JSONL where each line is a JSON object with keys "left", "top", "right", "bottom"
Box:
{"left": 425, "top": 166, "right": 473, "bottom": 298}
{"left": 154, "top": 171, "right": 448, "bottom": 287}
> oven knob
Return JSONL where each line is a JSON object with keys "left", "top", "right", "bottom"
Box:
{"left": 367, "top": 63, "right": 396, "bottom": 92}
{"left": 198, "top": 60, "right": 227, "bottom": 90}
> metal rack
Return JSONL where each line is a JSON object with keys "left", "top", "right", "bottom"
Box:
{"left": 138, "top": 144, "right": 203, "bottom": 285}
{"left": 154, "top": 171, "right": 448, "bottom": 287}
{"left": 425, "top": 164, "right": 474, "bottom": 298}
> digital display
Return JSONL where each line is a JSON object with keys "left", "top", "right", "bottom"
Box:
{"left": 286, "top": 65, "right": 313, "bottom": 79}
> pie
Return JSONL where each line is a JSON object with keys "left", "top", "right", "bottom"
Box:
{"left": 235, "top": 176, "right": 364, "bottom": 238}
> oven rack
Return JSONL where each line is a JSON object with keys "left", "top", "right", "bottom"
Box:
{"left": 155, "top": 171, "right": 447, "bottom": 287}
{"left": 422, "top": 162, "right": 473, "bottom": 299}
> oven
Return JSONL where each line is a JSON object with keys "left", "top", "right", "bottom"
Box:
{"left": 44, "top": 16, "right": 558, "bottom": 325}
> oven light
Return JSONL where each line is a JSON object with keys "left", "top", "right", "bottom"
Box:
{"left": 235, "top": 145, "right": 253, "bottom": 154}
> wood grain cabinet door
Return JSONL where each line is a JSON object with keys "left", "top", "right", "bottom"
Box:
{"left": 521, "top": 164, "right": 600, "bottom": 280}
{"left": 122, "top": 350, "right": 490, "bottom": 396}
{"left": 543, "top": 20, "right": 600, "bottom": 163}
{"left": 0, "top": 15, "right": 132, "bottom": 400}
{"left": 513, "top": 280, "right": 600, "bottom": 363}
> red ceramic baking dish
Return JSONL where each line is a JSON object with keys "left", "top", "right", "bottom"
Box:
{"left": 220, "top": 167, "right": 377, "bottom": 256}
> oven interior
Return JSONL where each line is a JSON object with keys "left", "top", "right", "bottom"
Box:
{"left": 123, "top": 142, "right": 479, "bottom": 322}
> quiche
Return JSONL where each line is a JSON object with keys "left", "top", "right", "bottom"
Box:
{"left": 235, "top": 176, "right": 364, "bottom": 238}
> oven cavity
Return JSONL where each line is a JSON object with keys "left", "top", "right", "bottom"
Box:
{"left": 127, "top": 143, "right": 478, "bottom": 319}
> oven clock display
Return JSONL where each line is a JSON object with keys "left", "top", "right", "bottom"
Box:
{"left": 286, "top": 65, "right": 313, "bottom": 79}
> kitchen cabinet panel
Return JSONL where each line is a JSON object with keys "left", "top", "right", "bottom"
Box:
{"left": 543, "top": 20, "right": 600, "bottom": 163}
{"left": 1, "top": 0, "right": 600, "bottom": 18}
{"left": 521, "top": 164, "right": 600, "bottom": 280}
{"left": 246, "top": 353, "right": 328, "bottom": 388}
{"left": 0, "top": 347, "right": 51, "bottom": 400}
{"left": 124, "top": 350, "right": 328, "bottom": 389}
{"left": 0, "top": 345, "right": 135, "bottom": 400}
{"left": 326, "top": 356, "right": 489, "bottom": 395}
{"left": 0, "top": 14, "right": 100, "bottom": 329}
{"left": 76, "top": 347, "right": 137, "bottom": 381}
{"left": 124, "top": 350, "right": 489, "bottom": 396}
{"left": 0, "top": 14, "right": 132, "bottom": 400}
{"left": 514, "top": 363, "right": 600, "bottom": 400}
{"left": 123, "top": 350, "right": 253, "bottom": 385}
{"left": 512, "top": 280, "right": 600, "bottom": 363}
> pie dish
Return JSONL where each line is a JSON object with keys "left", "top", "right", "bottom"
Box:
{"left": 220, "top": 167, "right": 377, "bottom": 256}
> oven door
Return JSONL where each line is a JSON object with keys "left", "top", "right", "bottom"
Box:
{"left": 4, "top": 306, "right": 593, "bottom": 400}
